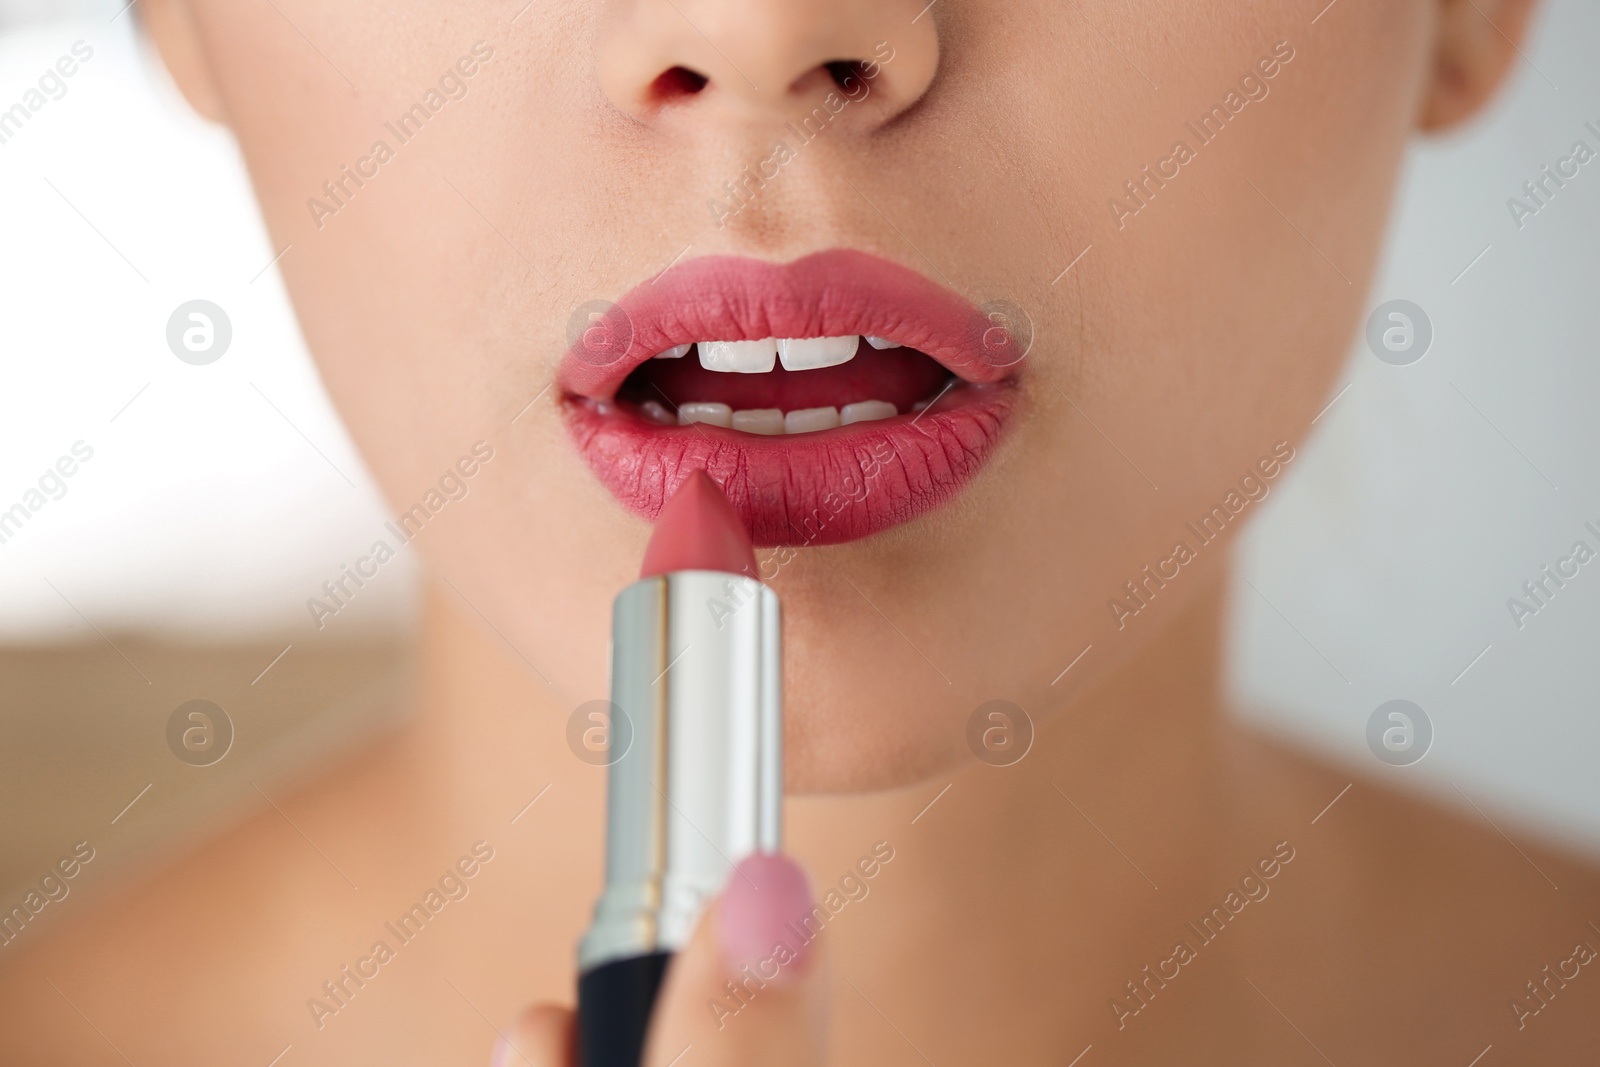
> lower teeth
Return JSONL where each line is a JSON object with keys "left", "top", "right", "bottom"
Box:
{"left": 665, "top": 400, "right": 904, "bottom": 434}
{"left": 731, "top": 408, "right": 784, "bottom": 435}
{"left": 639, "top": 400, "right": 677, "bottom": 425}
{"left": 628, "top": 384, "right": 959, "bottom": 434}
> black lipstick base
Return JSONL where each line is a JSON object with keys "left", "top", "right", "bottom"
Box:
{"left": 577, "top": 951, "right": 673, "bottom": 1067}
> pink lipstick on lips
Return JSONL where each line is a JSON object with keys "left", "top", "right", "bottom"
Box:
{"left": 561, "top": 249, "right": 1022, "bottom": 546}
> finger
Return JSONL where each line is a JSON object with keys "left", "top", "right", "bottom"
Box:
{"left": 645, "top": 853, "right": 829, "bottom": 1067}
{"left": 493, "top": 1003, "right": 575, "bottom": 1067}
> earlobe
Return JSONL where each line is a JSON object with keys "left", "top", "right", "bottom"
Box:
{"left": 140, "top": 0, "right": 228, "bottom": 123}
{"left": 1418, "top": 0, "right": 1540, "bottom": 131}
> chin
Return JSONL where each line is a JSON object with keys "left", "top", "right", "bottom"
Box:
{"left": 776, "top": 629, "right": 1002, "bottom": 795}
{"left": 784, "top": 703, "right": 971, "bottom": 795}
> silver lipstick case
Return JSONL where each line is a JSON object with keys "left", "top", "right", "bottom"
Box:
{"left": 578, "top": 570, "right": 782, "bottom": 973}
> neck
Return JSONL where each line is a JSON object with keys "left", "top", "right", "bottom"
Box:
{"left": 784, "top": 572, "right": 1242, "bottom": 1055}
{"left": 410, "top": 569, "right": 1242, "bottom": 1055}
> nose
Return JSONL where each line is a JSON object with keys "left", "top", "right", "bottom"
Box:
{"left": 596, "top": 0, "right": 939, "bottom": 128}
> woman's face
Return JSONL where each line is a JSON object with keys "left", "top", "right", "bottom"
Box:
{"left": 162, "top": 0, "right": 1430, "bottom": 789}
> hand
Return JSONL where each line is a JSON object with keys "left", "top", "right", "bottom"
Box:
{"left": 495, "top": 853, "right": 828, "bottom": 1067}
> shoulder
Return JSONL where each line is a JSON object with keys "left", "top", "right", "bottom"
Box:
{"left": 1238, "top": 730, "right": 1600, "bottom": 1059}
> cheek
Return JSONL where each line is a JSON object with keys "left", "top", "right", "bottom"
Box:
{"left": 198, "top": 3, "right": 627, "bottom": 675}
{"left": 990, "top": 0, "right": 1423, "bottom": 621}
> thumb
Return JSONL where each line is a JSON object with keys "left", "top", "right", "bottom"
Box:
{"left": 644, "top": 853, "right": 829, "bottom": 1067}
{"left": 490, "top": 1004, "right": 574, "bottom": 1067}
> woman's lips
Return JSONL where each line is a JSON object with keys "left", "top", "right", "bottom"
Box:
{"left": 559, "top": 249, "right": 1024, "bottom": 399}
{"left": 559, "top": 249, "right": 1023, "bottom": 547}
{"left": 565, "top": 388, "right": 1014, "bottom": 547}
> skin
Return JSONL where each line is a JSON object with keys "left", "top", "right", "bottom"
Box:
{"left": 5, "top": 0, "right": 1597, "bottom": 1063}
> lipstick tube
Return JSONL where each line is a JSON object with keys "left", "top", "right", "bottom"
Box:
{"left": 577, "top": 567, "right": 782, "bottom": 1066}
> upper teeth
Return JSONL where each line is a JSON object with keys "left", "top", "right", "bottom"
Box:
{"left": 698, "top": 339, "right": 776, "bottom": 373}
{"left": 653, "top": 336, "right": 879, "bottom": 372}
{"left": 775, "top": 336, "right": 856, "bottom": 370}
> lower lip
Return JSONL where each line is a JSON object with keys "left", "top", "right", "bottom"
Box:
{"left": 563, "top": 383, "right": 1016, "bottom": 547}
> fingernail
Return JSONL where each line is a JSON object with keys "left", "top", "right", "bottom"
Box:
{"left": 717, "top": 852, "right": 814, "bottom": 980}
{"left": 490, "top": 1034, "right": 511, "bottom": 1067}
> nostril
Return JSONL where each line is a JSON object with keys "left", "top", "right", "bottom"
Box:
{"left": 824, "top": 60, "right": 871, "bottom": 92}
{"left": 649, "top": 65, "right": 709, "bottom": 103}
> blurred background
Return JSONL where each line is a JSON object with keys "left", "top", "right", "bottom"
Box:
{"left": 1, "top": 0, "right": 1597, "bottom": 911}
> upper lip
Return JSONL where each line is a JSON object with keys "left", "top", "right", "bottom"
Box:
{"left": 559, "top": 249, "right": 1023, "bottom": 401}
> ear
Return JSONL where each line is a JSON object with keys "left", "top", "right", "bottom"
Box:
{"left": 1418, "top": 0, "right": 1541, "bottom": 130}
{"left": 139, "top": 0, "right": 228, "bottom": 123}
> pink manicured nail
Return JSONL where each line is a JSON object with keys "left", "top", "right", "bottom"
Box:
{"left": 717, "top": 853, "right": 814, "bottom": 979}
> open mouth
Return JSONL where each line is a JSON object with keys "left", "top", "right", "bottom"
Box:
{"left": 560, "top": 250, "right": 1023, "bottom": 547}
{"left": 619, "top": 335, "right": 968, "bottom": 433}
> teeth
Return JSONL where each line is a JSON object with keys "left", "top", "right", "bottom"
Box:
{"left": 776, "top": 336, "right": 857, "bottom": 371}
{"left": 784, "top": 406, "right": 840, "bottom": 434}
{"left": 661, "top": 400, "right": 905, "bottom": 433}
{"left": 653, "top": 398, "right": 904, "bottom": 433}
{"left": 678, "top": 402, "right": 732, "bottom": 428}
{"left": 840, "top": 400, "right": 898, "bottom": 425}
{"left": 647, "top": 334, "right": 921, "bottom": 431}
{"left": 730, "top": 408, "right": 785, "bottom": 435}
{"left": 700, "top": 339, "right": 777, "bottom": 373}
{"left": 639, "top": 399, "right": 676, "bottom": 425}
